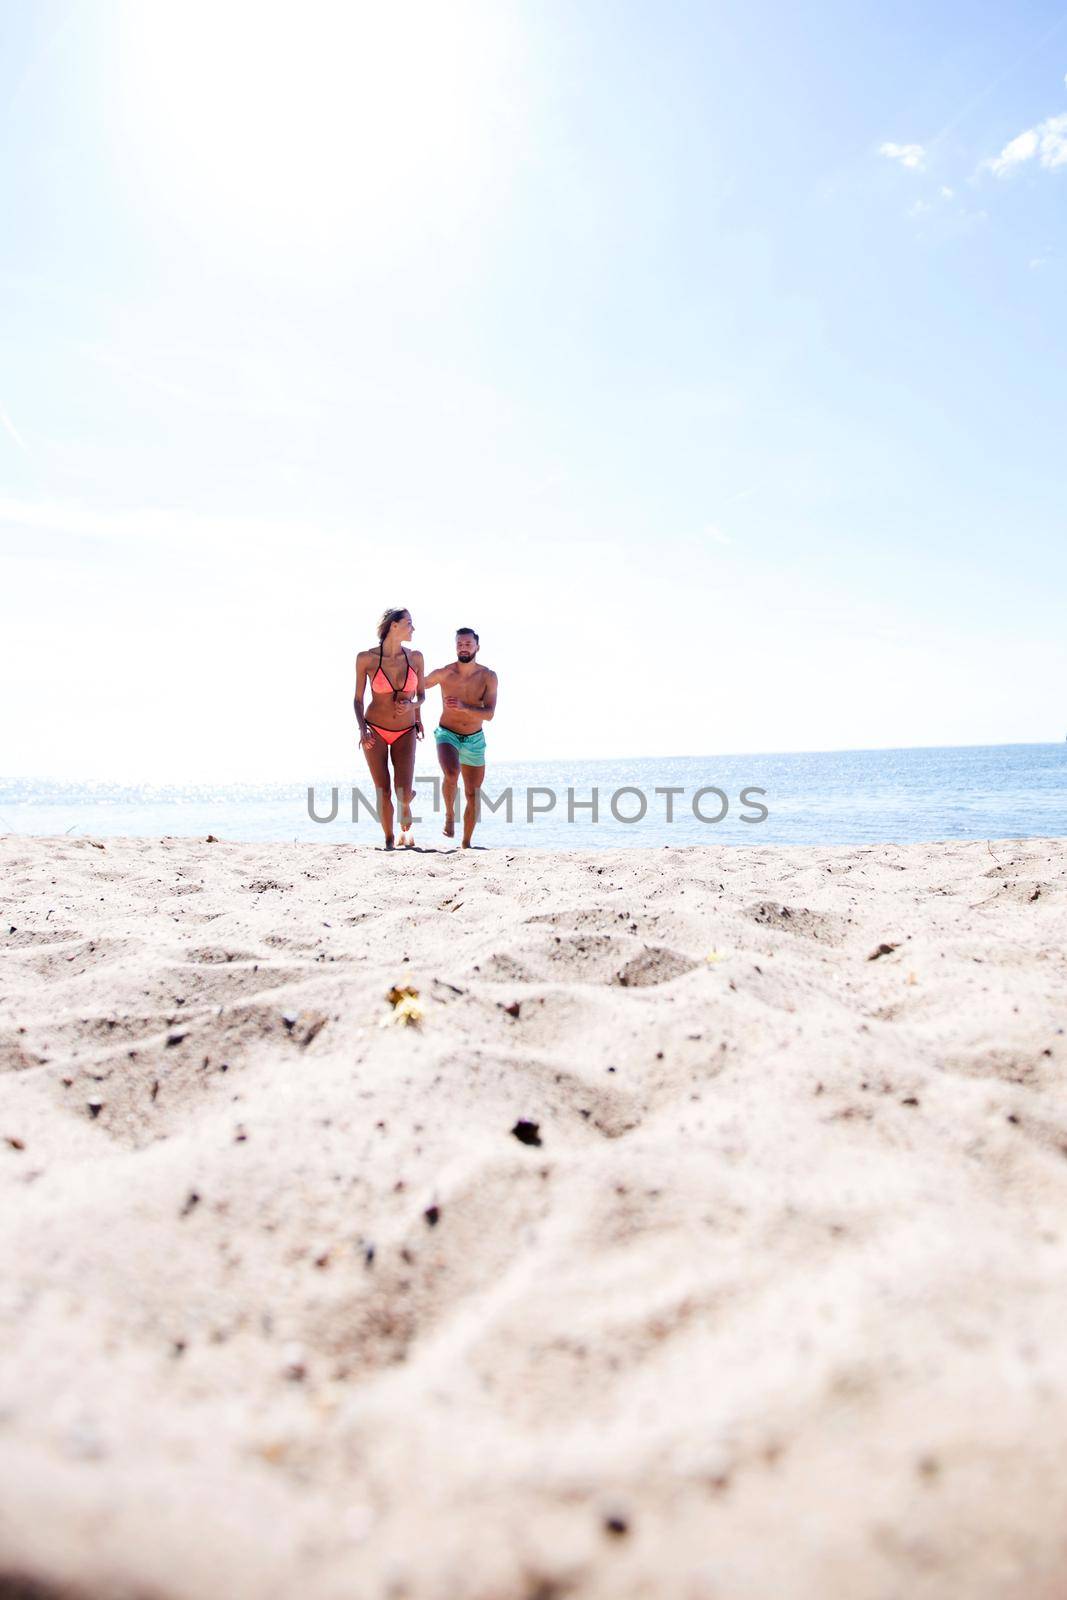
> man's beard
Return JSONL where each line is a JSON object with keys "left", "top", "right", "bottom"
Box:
{"left": 457, "top": 652, "right": 474, "bottom": 663}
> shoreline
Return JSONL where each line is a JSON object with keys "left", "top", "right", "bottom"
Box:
{"left": 3, "top": 830, "right": 1065, "bottom": 855}
{"left": 4, "top": 742, "right": 1064, "bottom": 855}
{"left": 2, "top": 833, "right": 1067, "bottom": 1598}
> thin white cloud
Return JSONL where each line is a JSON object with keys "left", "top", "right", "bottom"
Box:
{"left": 984, "top": 111, "right": 1067, "bottom": 174}
{"left": 940, "top": 185, "right": 954, "bottom": 198}
{"left": 880, "top": 141, "right": 926, "bottom": 170}
{"left": 704, "top": 524, "right": 732, "bottom": 546}
{"left": 0, "top": 494, "right": 343, "bottom": 561}
{"left": 0, "top": 405, "right": 28, "bottom": 454}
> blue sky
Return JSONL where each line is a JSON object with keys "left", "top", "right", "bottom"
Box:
{"left": 2, "top": 0, "right": 1065, "bottom": 779}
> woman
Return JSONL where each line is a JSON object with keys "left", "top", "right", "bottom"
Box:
{"left": 354, "top": 608, "right": 425, "bottom": 849}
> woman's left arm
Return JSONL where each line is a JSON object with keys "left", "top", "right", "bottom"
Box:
{"left": 413, "top": 651, "right": 426, "bottom": 736}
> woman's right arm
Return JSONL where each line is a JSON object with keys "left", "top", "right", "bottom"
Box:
{"left": 354, "top": 654, "right": 374, "bottom": 746}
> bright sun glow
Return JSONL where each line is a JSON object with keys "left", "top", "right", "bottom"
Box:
{"left": 117, "top": 0, "right": 515, "bottom": 254}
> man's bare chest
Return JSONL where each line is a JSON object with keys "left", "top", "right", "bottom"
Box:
{"left": 441, "top": 669, "right": 485, "bottom": 696}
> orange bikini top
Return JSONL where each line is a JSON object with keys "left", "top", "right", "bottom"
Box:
{"left": 372, "top": 645, "right": 417, "bottom": 698}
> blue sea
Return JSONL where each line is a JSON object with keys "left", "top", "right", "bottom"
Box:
{"left": 1, "top": 745, "right": 1064, "bottom": 850}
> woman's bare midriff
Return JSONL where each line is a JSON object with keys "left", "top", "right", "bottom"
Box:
{"left": 366, "top": 688, "right": 417, "bottom": 733}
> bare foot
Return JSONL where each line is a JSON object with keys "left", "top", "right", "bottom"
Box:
{"left": 384, "top": 835, "right": 395, "bottom": 851}
{"left": 443, "top": 814, "right": 455, "bottom": 838}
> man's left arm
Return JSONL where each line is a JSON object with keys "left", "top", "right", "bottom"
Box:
{"left": 478, "top": 671, "right": 498, "bottom": 722}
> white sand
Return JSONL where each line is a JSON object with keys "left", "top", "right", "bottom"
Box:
{"left": 1, "top": 833, "right": 1066, "bottom": 1600}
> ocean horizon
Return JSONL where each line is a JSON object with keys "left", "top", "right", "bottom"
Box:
{"left": 3, "top": 742, "right": 1064, "bottom": 850}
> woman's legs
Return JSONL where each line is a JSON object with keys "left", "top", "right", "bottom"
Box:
{"left": 361, "top": 733, "right": 395, "bottom": 846}
{"left": 390, "top": 726, "right": 418, "bottom": 842}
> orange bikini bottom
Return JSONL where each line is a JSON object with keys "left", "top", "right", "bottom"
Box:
{"left": 366, "top": 722, "right": 417, "bottom": 747}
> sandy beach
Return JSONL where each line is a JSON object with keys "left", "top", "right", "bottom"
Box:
{"left": 1, "top": 832, "right": 1066, "bottom": 1600}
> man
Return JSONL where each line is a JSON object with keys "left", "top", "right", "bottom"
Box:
{"left": 424, "top": 628, "right": 498, "bottom": 848}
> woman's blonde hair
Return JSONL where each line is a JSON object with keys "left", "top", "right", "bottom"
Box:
{"left": 376, "top": 607, "right": 409, "bottom": 643}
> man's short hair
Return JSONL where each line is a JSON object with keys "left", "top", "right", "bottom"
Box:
{"left": 456, "top": 627, "right": 479, "bottom": 645}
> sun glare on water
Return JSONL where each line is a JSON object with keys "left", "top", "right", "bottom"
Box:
{"left": 116, "top": 0, "right": 517, "bottom": 255}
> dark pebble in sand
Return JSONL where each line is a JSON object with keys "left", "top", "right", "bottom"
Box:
{"left": 166, "top": 1031, "right": 187, "bottom": 1047}
{"left": 512, "top": 1120, "right": 542, "bottom": 1147}
{"left": 603, "top": 1514, "right": 629, "bottom": 1537}
{"left": 180, "top": 1191, "right": 201, "bottom": 1217}
{"left": 424, "top": 1204, "right": 440, "bottom": 1226}
{"left": 87, "top": 1100, "right": 104, "bottom": 1119}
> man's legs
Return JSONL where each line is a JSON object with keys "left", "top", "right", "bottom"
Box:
{"left": 461, "top": 763, "right": 485, "bottom": 848}
{"left": 436, "top": 741, "right": 460, "bottom": 838}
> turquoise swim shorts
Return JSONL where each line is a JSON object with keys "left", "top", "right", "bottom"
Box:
{"left": 434, "top": 725, "right": 486, "bottom": 766}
